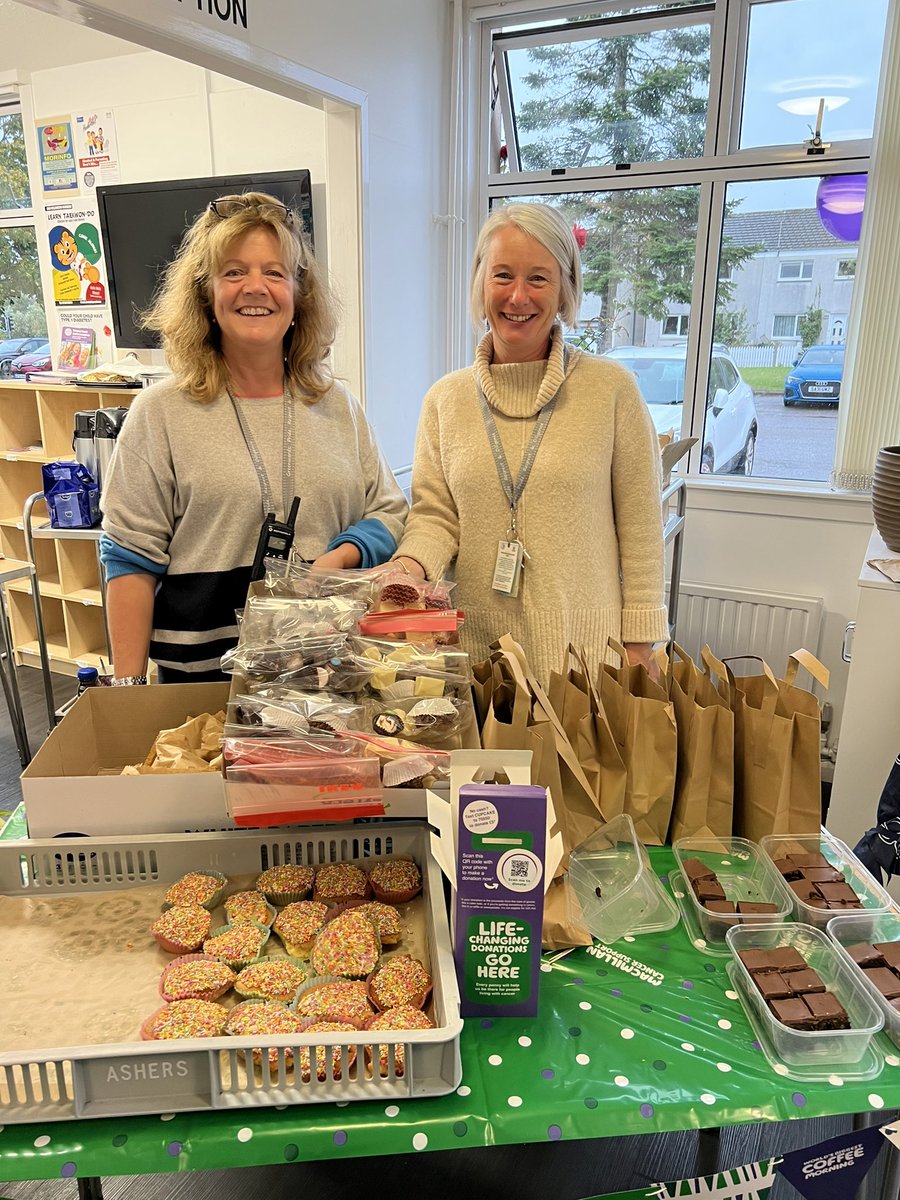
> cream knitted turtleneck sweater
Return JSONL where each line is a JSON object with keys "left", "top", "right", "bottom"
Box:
{"left": 395, "top": 326, "right": 668, "bottom": 683}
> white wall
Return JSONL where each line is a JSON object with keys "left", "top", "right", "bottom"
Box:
{"left": 9, "top": 0, "right": 451, "bottom": 472}
{"left": 681, "top": 483, "right": 874, "bottom": 741}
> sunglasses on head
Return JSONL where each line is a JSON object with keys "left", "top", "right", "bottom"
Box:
{"left": 208, "top": 197, "right": 294, "bottom": 225}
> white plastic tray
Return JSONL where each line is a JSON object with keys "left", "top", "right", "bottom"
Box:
{"left": 0, "top": 822, "right": 462, "bottom": 1123}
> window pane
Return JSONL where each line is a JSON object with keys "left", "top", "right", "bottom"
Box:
{"left": 740, "top": 0, "right": 889, "bottom": 150}
{"left": 0, "top": 112, "right": 31, "bottom": 210}
{"left": 503, "top": 20, "right": 711, "bottom": 170}
{"left": 0, "top": 228, "right": 47, "bottom": 343}
{"left": 711, "top": 176, "right": 861, "bottom": 482}
{"left": 491, "top": 185, "right": 701, "bottom": 450}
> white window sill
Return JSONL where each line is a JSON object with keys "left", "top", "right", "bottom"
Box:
{"left": 683, "top": 474, "right": 874, "bottom": 523}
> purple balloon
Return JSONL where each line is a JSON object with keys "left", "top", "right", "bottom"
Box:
{"left": 816, "top": 174, "right": 867, "bottom": 243}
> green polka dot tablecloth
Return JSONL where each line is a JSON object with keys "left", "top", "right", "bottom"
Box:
{"left": 1, "top": 848, "right": 899, "bottom": 1183}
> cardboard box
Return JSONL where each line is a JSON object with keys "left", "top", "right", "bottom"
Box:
{"left": 21, "top": 683, "right": 232, "bottom": 838}
{"left": 21, "top": 681, "right": 434, "bottom": 838}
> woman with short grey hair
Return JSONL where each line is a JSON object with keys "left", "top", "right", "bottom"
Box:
{"left": 392, "top": 201, "right": 667, "bottom": 683}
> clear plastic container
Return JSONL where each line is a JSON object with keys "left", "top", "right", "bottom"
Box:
{"left": 760, "top": 832, "right": 894, "bottom": 928}
{"left": 566, "top": 812, "right": 679, "bottom": 944}
{"left": 726, "top": 922, "right": 884, "bottom": 1070}
{"left": 827, "top": 910, "right": 900, "bottom": 1051}
{"left": 672, "top": 836, "right": 794, "bottom": 947}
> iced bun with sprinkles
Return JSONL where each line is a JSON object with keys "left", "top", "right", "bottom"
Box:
{"left": 163, "top": 871, "right": 227, "bottom": 910}
{"left": 355, "top": 901, "right": 402, "bottom": 946}
{"left": 256, "top": 864, "right": 315, "bottom": 906}
{"left": 313, "top": 863, "right": 369, "bottom": 905}
{"left": 366, "top": 1005, "right": 434, "bottom": 1077}
{"left": 225, "top": 999, "right": 305, "bottom": 1065}
{"left": 159, "top": 955, "right": 236, "bottom": 1002}
{"left": 142, "top": 998, "right": 228, "bottom": 1040}
{"left": 224, "top": 890, "right": 276, "bottom": 927}
{"left": 367, "top": 858, "right": 422, "bottom": 904}
{"left": 293, "top": 979, "right": 374, "bottom": 1028}
{"left": 202, "top": 921, "right": 269, "bottom": 969}
{"left": 151, "top": 905, "right": 212, "bottom": 955}
{"left": 297, "top": 1021, "right": 359, "bottom": 1081}
{"left": 368, "top": 954, "right": 432, "bottom": 1011}
{"left": 311, "top": 909, "right": 381, "bottom": 978}
{"left": 272, "top": 900, "right": 329, "bottom": 957}
{"left": 234, "top": 959, "right": 308, "bottom": 1003}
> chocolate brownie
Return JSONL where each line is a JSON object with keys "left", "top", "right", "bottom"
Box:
{"left": 787, "top": 968, "right": 825, "bottom": 995}
{"left": 788, "top": 879, "right": 819, "bottom": 903}
{"left": 704, "top": 900, "right": 737, "bottom": 914}
{"left": 755, "top": 972, "right": 793, "bottom": 1001}
{"left": 802, "top": 867, "right": 846, "bottom": 884}
{"left": 681, "top": 857, "right": 715, "bottom": 884}
{"left": 804, "top": 991, "right": 850, "bottom": 1030}
{"left": 772, "top": 857, "right": 803, "bottom": 881}
{"left": 768, "top": 947, "right": 808, "bottom": 973}
{"left": 787, "top": 852, "right": 831, "bottom": 869}
{"left": 846, "top": 943, "right": 885, "bottom": 969}
{"left": 817, "top": 881, "right": 861, "bottom": 906}
{"left": 863, "top": 967, "right": 900, "bottom": 999}
{"left": 694, "top": 879, "right": 726, "bottom": 903}
{"left": 737, "top": 901, "right": 779, "bottom": 916}
{"left": 770, "top": 997, "right": 817, "bottom": 1029}
{"left": 873, "top": 942, "right": 900, "bottom": 972}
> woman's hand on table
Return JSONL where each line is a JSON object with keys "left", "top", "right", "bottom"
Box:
{"left": 367, "top": 555, "right": 427, "bottom": 580}
{"left": 310, "top": 543, "right": 362, "bottom": 571}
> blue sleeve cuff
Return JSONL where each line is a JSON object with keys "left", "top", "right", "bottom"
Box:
{"left": 327, "top": 518, "right": 397, "bottom": 569}
{"left": 99, "top": 534, "right": 166, "bottom": 581}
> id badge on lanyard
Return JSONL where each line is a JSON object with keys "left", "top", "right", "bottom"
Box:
{"left": 493, "top": 538, "right": 524, "bottom": 597}
{"left": 478, "top": 350, "right": 566, "bottom": 597}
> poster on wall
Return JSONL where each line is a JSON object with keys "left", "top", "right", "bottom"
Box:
{"left": 44, "top": 203, "right": 107, "bottom": 306}
{"left": 54, "top": 311, "right": 114, "bottom": 374}
{"left": 36, "top": 119, "right": 78, "bottom": 193}
{"left": 73, "top": 109, "right": 120, "bottom": 191}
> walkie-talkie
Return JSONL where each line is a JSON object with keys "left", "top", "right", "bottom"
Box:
{"left": 250, "top": 495, "right": 301, "bottom": 582}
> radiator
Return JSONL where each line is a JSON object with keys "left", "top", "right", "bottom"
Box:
{"left": 673, "top": 582, "right": 824, "bottom": 683}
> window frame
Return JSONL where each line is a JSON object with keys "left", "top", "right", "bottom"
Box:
{"left": 772, "top": 313, "right": 802, "bottom": 340}
{"left": 474, "top": 0, "right": 878, "bottom": 481}
{"left": 663, "top": 313, "right": 691, "bottom": 337}
{"left": 777, "top": 260, "right": 814, "bottom": 282}
{"left": 0, "top": 102, "right": 44, "bottom": 342}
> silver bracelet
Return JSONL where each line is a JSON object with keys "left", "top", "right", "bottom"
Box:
{"left": 111, "top": 675, "right": 148, "bottom": 687}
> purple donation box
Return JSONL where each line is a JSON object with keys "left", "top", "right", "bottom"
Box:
{"left": 453, "top": 783, "right": 547, "bottom": 1018}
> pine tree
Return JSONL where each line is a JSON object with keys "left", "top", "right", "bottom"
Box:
{"left": 514, "top": 22, "right": 758, "bottom": 345}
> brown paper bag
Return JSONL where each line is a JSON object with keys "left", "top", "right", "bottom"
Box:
{"left": 548, "top": 644, "right": 627, "bottom": 825}
{"left": 598, "top": 638, "right": 677, "bottom": 846}
{"left": 660, "top": 644, "right": 734, "bottom": 842}
{"left": 726, "top": 649, "right": 830, "bottom": 843}
{"left": 474, "top": 635, "right": 599, "bottom": 948}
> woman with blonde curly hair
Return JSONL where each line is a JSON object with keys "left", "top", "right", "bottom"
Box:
{"left": 100, "top": 192, "right": 406, "bottom": 683}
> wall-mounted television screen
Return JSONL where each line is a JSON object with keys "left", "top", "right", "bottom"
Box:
{"left": 97, "top": 169, "right": 313, "bottom": 350}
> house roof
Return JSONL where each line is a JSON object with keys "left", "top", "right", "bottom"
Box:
{"left": 723, "top": 207, "right": 855, "bottom": 253}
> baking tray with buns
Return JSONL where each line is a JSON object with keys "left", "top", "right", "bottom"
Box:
{"left": 0, "top": 823, "right": 461, "bottom": 1123}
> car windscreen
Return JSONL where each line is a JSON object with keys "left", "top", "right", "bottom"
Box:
{"left": 800, "top": 348, "right": 844, "bottom": 366}
{"left": 613, "top": 358, "right": 685, "bottom": 405}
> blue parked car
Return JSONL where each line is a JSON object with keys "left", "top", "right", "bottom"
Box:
{"left": 783, "top": 343, "right": 844, "bottom": 406}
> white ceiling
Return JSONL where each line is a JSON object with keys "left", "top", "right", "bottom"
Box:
{"left": 1, "top": 0, "right": 135, "bottom": 76}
